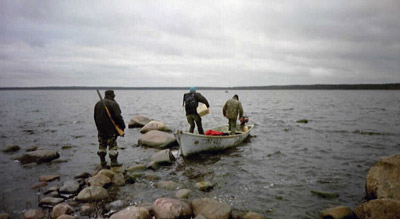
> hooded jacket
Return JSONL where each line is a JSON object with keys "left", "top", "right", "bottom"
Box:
{"left": 223, "top": 97, "right": 243, "bottom": 120}
{"left": 94, "top": 95, "right": 125, "bottom": 137}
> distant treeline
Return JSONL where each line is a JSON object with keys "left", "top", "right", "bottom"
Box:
{"left": 1, "top": 83, "right": 399, "bottom": 90}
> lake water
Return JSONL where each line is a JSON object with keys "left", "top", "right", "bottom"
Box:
{"left": 0, "top": 89, "right": 399, "bottom": 218}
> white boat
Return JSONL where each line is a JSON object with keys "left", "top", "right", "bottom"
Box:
{"left": 175, "top": 124, "right": 254, "bottom": 157}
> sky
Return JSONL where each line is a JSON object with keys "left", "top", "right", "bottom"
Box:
{"left": 0, "top": 0, "right": 399, "bottom": 87}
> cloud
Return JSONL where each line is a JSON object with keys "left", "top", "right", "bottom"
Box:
{"left": 0, "top": 0, "right": 399, "bottom": 87}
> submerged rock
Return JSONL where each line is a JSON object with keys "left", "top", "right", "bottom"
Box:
{"left": 138, "top": 130, "right": 176, "bottom": 149}
{"left": 153, "top": 198, "right": 192, "bottom": 219}
{"left": 191, "top": 198, "right": 232, "bottom": 219}
{"left": 354, "top": 199, "right": 400, "bottom": 219}
{"left": 140, "top": 121, "right": 172, "bottom": 133}
{"left": 2, "top": 145, "right": 20, "bottom": 153}
{"left": 155, "top": 181, "right": 184, "bottom": 190}
{"left": 109, "top": 206, "right": 150, "bottom": 219}
{"left": 128, "top": 116, "right": 152, "bottom": 128}
{"left": 17, "top": 149, "right": 60, "bottom": 164}
{"left": 366, "top": 154, "right": 400, "bottom": 200}
{"left": 76, "top": 186, "right": 108, "bottom": 201}
{"left": 296, "top": 119, "right": 308, "bottom": 123}
{"left": 311, "top": 190, "right": 338, "bottom": 199}
{"left": 320, "top": 206, "right": 354, "bottom": 219}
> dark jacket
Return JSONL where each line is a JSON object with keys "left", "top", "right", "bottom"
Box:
{"left": 182, "top": 92, "right": 210, "bottom": 115}
{"left": 94, "top": 96, "right": 125, "bottom": 137}
{"left": 223, "top": 98, "right": 243, "bottom": 120}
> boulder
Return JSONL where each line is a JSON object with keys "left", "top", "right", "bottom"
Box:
{"left": 88, "top": 174, "right": 112, "bottom": 187}
{"left": 59, "top": 180, "right": 80, "bottom": 194}
{"left": 51, "top": 203, "right": 73, "bottom": 219}
{"left": 39, "top": 175, "right": 60, "bottom": 182}
{"left": 153, "top": 198, "right": 192, "bottom": 219}
{"left": 354, "top": 199, "right": 400, "bottom": 219}
{"left": 175, "top": 189, "right": 191, "bottom": 199}
{"left": 320, "top": 206, "right": 354, "bottom": 219}
{"left": 155, "top": 181, "right": 184, "bottom": 190}
{"left": 140, "top": 121, "right": 172, "bottom": 133}
{"left": 112, "top": 173, "right": 125, "bottom": 186}
{"left": 191, "top": 198, "right": 232, "bottom": 219}
{"left": 366, "top": 154, "right": 400, "bottom": 200}
{"left": 22, "top": 209, "right": 46, "bottom": 219}
{"left": 2, "top": 145, "right": 20, "bottom": 152}
{"left": 149, "top": 149, "right": 175, "bottom": 166}
{"left": 79, "top": 203, "right": 96, "bottom": 216}
{"left": 195, "top": 181, "right": 214, "bottom": 192}
{"left": 138, "top": 130, "right": 176, "bottom": 149}
{"left": 109, "top": 206, "right": 151, "bottom": 219}
{"left": 128, "top": 116, "right": 152, "bottom": 128}
{"left": 76, "top": 186, "right": 108, "bottom": 202}
{"left": 17, "top": 149, "right": 60, "bottom": 164}
{"left": 39, "top": 197, "right": 64, "bottom": 207}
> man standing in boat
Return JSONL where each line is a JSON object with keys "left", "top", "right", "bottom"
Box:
{"left": 223, "top": 94, "right": 244, "bottom": 135}
{"left": 182, "top": 87, "right": 210, "bottom": 134}
{"left": 94, "top": 90, "right": 125, "bottom": 167}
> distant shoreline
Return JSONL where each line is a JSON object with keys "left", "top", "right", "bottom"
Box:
{"left": 0, "top": 83, "right": 399, "bottom": 90}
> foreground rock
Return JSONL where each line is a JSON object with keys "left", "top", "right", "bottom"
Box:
{"left": 17, "top": 149, "right": 60, "bottom": 164}
{"left": 140, "top": 121, "right": 172, "bottom": 133}
{"left": 366, "top": 154, "right": 400, "bottom": 200}
{"left": 129, "top": 116, "right": 152, "bottom": 128}
{"left": 153, "top": 198, "right": 192, "bottom": 219}
{"left": 320, "top": 206, "right": 353, "bottom": 219}
{"left": 76, "top": 186, "right": 108, "bottom": 201}
{"left": 109, "top": 206, "right": 150, "bottom": 219}
{"left": 138, "top": 130, "right": 176, "bottom": 149}
{"left": 354, "top": 199, "right": 400, "bottom": 219}
{"left": 191, "top": 198, "right": 232, "bottom": 219}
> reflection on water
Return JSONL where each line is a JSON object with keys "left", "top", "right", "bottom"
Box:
{"left": 0, "top": 90, "right": 399, "bottom": 218}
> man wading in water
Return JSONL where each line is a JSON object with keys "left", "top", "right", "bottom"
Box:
{"left": 94, "top": 90, "right": 125, "bottom": 167}
{"left": 182, "top": 87, "right": 210, "bottom": 134}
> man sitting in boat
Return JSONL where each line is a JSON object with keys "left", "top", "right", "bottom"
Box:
{"left": 223, "top": 94, "right": 244, "bottom": 135}
{"left": 182, "top": 87, "right": 210, "bottom": 134}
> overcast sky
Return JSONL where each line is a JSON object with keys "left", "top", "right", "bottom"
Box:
{"left": 0, "top": 0, "right": 399, "bottom": 87}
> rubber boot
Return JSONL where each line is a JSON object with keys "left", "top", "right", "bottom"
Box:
{"left": 97, "top": 151, "right": 108, "bottom": 168}
{"left": 110, "top": 155, "right": 122, "bottom": 167}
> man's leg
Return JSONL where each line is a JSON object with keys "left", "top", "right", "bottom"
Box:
{"left": 97, "top": 135, "right": 108, "bottom": 167}
{"left": 108, "top": 135, "right": 122, "bottom": 167}
{"left": 194, "top": 114, "right": 204, "bottom": 134}
{"left": 186, "top": 115, "right": 195, "bottom": 133}
{"left": 229, "top": 119, "right": 237, "bottom": 135}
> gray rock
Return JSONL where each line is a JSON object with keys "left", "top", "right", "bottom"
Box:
{"left": 191, "top": 198, "right": 232, "bottom": 219}
{"left": 153, "top": 198, "right": 192, "bottom": 219}
{"left": 76, "top": 186, "right": 108, "bottom": 202}
{"left": 51, "top": 203, "right": 73, "bottom": 219}
{"left": 175, "top": 189, "right": 191, "bottom": 199}
{"left": 109, "top": 206, "right": 150, "bottom": 219}
{"left": 140, "top": 121, "right": 172, "bottom": 133}
{"left": 17, "top": 149, "right": 60, "bottom": 164}
{"left": 138, "top": 130, "right": 176, "bottom": 149}
{"left": 2, "top": 145, "right": 20, "bottom": 153}
{"left": 88, "top": 174, "right": 112, "bottom": 187}
{"left": 149, "top": 149, "right": 175, "bottom": 166}
{"left": 354, "top": 199, "right": 400, "bottom": 219}
{"left": 60, "top": 180, "right": 80, "bottom": 194}
{"left": 39, "top": 197, "right": 64, "bottom": 207}
{"left": 105, "top": 200, "right": 128, "bottom": 212}
{"left": 128, "top": 116, "right": 152, "bottom": 128}
{"left": 22, "top": 209, "right": 46, "bottom": 219}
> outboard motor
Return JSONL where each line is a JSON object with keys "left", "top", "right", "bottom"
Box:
{"left": 239, "top": 116, "right": 249, "bottom": 131}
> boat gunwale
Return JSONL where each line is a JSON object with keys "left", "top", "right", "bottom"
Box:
{"left": 176, "top": 125, "right": 254, "bottom": 139}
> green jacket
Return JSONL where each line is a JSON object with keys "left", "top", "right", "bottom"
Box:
{"left": 223, "top": 98, "right": 243, "bottom": 120}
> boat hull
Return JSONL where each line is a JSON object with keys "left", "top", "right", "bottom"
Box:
{"left": 175, "top": 125, "right": 254, "bottom": 157}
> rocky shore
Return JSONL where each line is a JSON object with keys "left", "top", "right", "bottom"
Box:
{"left": 1, "top": 115, "right": 399, "bottom": 218}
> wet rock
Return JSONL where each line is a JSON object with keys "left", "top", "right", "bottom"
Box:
{"left": 2, "top": 145, "right": 20, "bottom": 152}
{"left": 243, "top": 211, "right": 264, "bottom": 219}
{"left": 138, "top": 130, "right": 176, "bottom": 149}
{"left": 175, "top": 189, "right": 191, "bottom": 199}
{"left": 74, "top": 172, "right": 91, "bottom": 179}
{"left": 51, "top": 203, "right": 73, "bottom": 219}
{"left": 46, "top": 191, "right": 59, "bottom": 198}
{"left": 39, "top": 197, "right": 64, "bottom": 207}
{"left": 39, "top": 175, "right": 60, "bottom": 182}
{"left": 146, "top": 161, "right": 159, "bottom": 171}
{"left": 45, "top": 186, "right": 59, "bottom": 194}
{"left": 320, "top": 206, "right": 353, "bottom": 219}
{"left": 366, "top": 154, "right": 400, "bottom": 200}
{"left": 22, "top": 209, "right": 46, "bottom": 219}
{"left": 311, "top": 190, "right": 338, "bottom": 199}
{"left": 109, "top": 206, "right": 150, "bottom": 219}
{"left": 97, "top": 169, "right": 115, "bottom": 179}
{"left": 105, "top": 200, "right": 128, "bottom": 212}
{"left": 30, "top": 182, "right": 48, "bottom": 189}
{"left": 88, "top": 174, "right": 112, "bottom": 187}
{"left": 0, "top": 213, "right": 9, "bottom": 219}
{"left": 354, "top": 199, "right": 400, "bottom": 219}
{"left": 112, "top": 173, "right": 125, "bottom": 186}
{"left": 153, "top": 198, "right": 192, "bottom": 219}
{"left": 76, "top": 186, "right": 108, "bottom": 201}
{"left": 191, "top": 198, "right": 232, "bottom": 219}
{"left": 56, "top": 215, "right": 78, "bottom": 219}
{"left": 128, "top": 116, "right": 152, "bottom": 128}
{"left": 60, "top": 180, "right": 80, "bottom": 194}
{"left": 125, "top": 172, "right": 145, "bottom": 184}
{"left": 140, "top": 121, "right": 172, "bottom": 133}
{"left": 195, "top": 181, "right": 214, "bottom": 192}
{"left": 127, "top": 164, "right": 146, "bottom": 172}
{"left": 79, "top": 203, "right": 96, "bottom": 216}
{"left": 149, "top": 149, "right": 175, "bottom": 166}
{"left": 17, "top": 149, "right": 60, "bottom": 164}
{"left": 155, "top": 181, "right": 184, "bottom": 190}
{"left": 26, "top": 146, "right": 38, "bottom": 152}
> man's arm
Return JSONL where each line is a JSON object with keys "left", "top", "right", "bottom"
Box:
{"left": 238, "top": 102, "right": 244, "bottom": 118}
{"left": 196, "top": 93, "right": 210, "bottom": 108}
